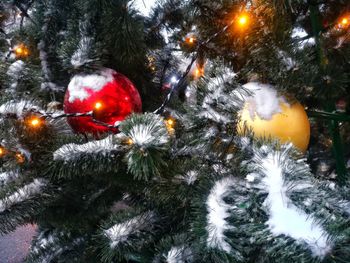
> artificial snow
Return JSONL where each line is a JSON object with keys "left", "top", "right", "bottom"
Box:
{"left": 104, "top": 211, "right": 155, "bottom": 248}
{"left": 7, "top": 60, "right": 25, "bottom": 79}
{"left": 67, "top": 69, "right": 114, "bottom": 102}
{"left": 127, "top": 122, "right": 169, "bottom": 148}
{"left": 165, "top": 246, "right": 192, "bottom": 263}
{"left": 241, "top": 82, "right": 288, "bottom": 120}
{"left": 260, "top": 151, "right": 332, "bottom": 258}
{"left": 71, "top": 37, "right": 94, "bottom": 68}
{"left": 206, "top": 177, "right": 236, "bottom": 253}
{"left": 0, "top": 100, "right": 39, "bottom": 118}
{"left": 0, "top": 171, "right": 19, "bottom": 187}
{"left": 53, "top": 136, "right": 120, "bottom": 161}
{"left": 0, "top": 179, "right": 47, "bottom": 213}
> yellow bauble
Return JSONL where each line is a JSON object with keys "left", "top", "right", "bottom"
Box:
{"left": 237, "top": 101, "right": 310, "bottom": 152}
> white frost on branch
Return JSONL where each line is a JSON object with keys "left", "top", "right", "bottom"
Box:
{"left": 239, "top": 82, "right": 288, "bottom": 120}
{"left": 122, "top": 113, "right": 169, "bottom": 149}
{"left": 206, "top": 177, "right": 236, "bottom": 253}
{"left": 7, "top": 60, "right": 25, "bottom": 79}
{"left": 67, "top": 69, "right": 114, "bottom": 102}
{"left": 258, "top": 150, "right": 332, "bottom": 258}
{"left": 0, "top": 100, "right": 39, "bottom": 118}
{"left": 200, "top": 68, "right": 236, "bottom": 123}
{"left": 104, "top": 211, "right": 156, "bottom": 248}
{"left": 53, "top": 136, "right": 121, "bottom": 161}
{"left": 71, "top": 37, "right": 94, "bottom": 68}
{"left": 0, "top": 179, "right": 47, "bottom": 213}
{"left": 165, "top": 246, "right": 192, "bottom": 263}
{"left": 0, "top": 171, "right": 19, "bottom": 187}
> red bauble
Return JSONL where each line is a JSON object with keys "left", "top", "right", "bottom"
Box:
{"left": 64, "top": 69, "right": 142, "bottom": 134}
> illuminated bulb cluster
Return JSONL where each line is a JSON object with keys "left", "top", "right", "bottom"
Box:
{"left": 185, "top": 36, "right": 196, "bottom": 45}
{"left": 338, "top": 16, "right": 349, "bottom": 28}
{"left": 95, "top": 102, "right": 103, "bottom": 111}
{"left": 14, "top": 44, "right": 29, "bottom": 58}
{"left": 0, "top": 146, "right": 6, "bottom": 157}
{"left": 15, "top": 153, "right": 25, "bottom": 164}
{"left": 26, "top": 116, "right": 43, "bottom": 129}
{"left": 165, "top": 117, "right": 175, "bottom": 134}
{"left": 0, "top": 145, "right": 26, "bottom": 164}
{"left": 193, "top": 65, "right": 205, "bottom": 79}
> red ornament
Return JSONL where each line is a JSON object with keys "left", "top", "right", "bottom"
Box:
{"left": 64, "top": 69, "right": 142, "bottom": 134}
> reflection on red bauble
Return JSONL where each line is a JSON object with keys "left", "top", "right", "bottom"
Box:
{"left": 64, "top": 68, "right": 142, "bottom": 134}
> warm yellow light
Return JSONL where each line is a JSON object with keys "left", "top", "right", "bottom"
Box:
{"left": 15, "top": 153, "right": 25, "bottom": 164}
{"left": 237, "top": 15, "right": 249, "bottom": 27}
{"left": 95, "top": 102, "right": 103, "bottom": 110}
{"left": 16, "top": 47, "right": 23, "bottom": 54}
{"left": 14, "top": 44, "right": 29, "bottom": 57}
{"left": 341, "top": 17, "right": 348, "bottom": 26}
{"left": 30, "top": 118, "right": 40, "bottom": 127}
{"left": 193, "top": 65, "right": 204, "bottom": 78}
{"left": 127, "top": 138, "right": 134, "bottom": 145}
{"left": 166, "top": 118, "right": 174, "bottom": 126}
{"left": 0, "top": 147, "right": 5, "bottom": 157}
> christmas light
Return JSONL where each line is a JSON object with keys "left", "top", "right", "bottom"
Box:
{"left": 193, "top": 65, "right": 205, "bottom": 78}
{"left": 127, "top": 138, "right": 134, "bottom": 145}
{"left": 185, "top": 36, "right": 196, "bottom": 45}
{"left": 15, "top": 153, "right": 25, "bottom": 164}
{"left": 236, "top": 13, "right": 250, "bottom": 29}
{"left": 165, "top": 117, "right": 176, "bottom": 134}
{"left": 94, "top": 102, "right": 103, "bottom": 110}
{"left": 0, "top": 146, "right": 6, "bottom": 157}
{"left": 14, "top": 44, "right": 29, "bottom": 58}
{"left": 170, "top": 76, "right": 178, "bottom": 84}
{"left": 339, "top": 17, "right": 349, "bottom": 27}
{"left": 26, "top": 116, "right": 43, "bottom": 128}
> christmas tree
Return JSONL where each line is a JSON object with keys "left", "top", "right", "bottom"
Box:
{"left": 0, "top": 0, "right": 350, "bottom": 262}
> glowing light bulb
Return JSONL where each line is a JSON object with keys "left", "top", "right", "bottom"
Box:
{"left": 16, "top": 47, "right": 23, "bottom": 54}
{"left": 167, "top": 119, "right": 174, "bottom": 126}
{"left": 170, "top": 76, "right": 178, "bottom": 84}
{"left": 238, "top": 15, "right": 249, "bottom": 27}
{"left": 30, "top": 118, "right": 40, "bottom": 127}
{"left": 127, "top": 138, "right": 134, "bottom": 145}
{"left": 0, "top": 147, "right": 5, "bottom": 157}
{"left": 15, "top": 153, "right": 25, "bottom": 164}
{"left": 341, "top": 17, "right": 348, "bottom": 26}
{"left": 95, "top": 102, "right": 103, "bottom": 110}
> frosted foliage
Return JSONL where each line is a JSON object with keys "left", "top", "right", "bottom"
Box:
{"left": 242, "top": 82, "right": 288, "bottom": 120}
{"left": 71, "top": 37, "right": 93, "bottom": 67}
{"left": 200, "top": 68, "right": 236, "bottom": 123}
{"left": 0, "top": 171, "right": 19, "bottom": 187}
{"left": 0, "top": 100, "right": 39, "bottom": 117}
{"left": 165, "top": 246, "right": 192, "bottom": 263}
{"left": 67, "top": 69, "right": 114, "bottom": 102}
{"left": 53, "top": 136, "right": 120, "bottom": 161}
{"left": 206, "top": 177, "right": 236, "bottom": 253}
{"left": 7, "top": 60, "right": 25, "bottom": 79}
{"left": 0, "top": 179, "right": 46, "bottom": 212}
{"left": 104, "top": 211, "right": 155, "bottom": 248}
{"left": 123, "top": 114, "right": 169, "bottom": 148}
{"left": 259, "top": 151, "right": 332, "bottom": 258}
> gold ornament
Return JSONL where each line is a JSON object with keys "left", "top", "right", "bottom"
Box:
{"left": 237, "top": 100, "right": 310, "bottom": 152}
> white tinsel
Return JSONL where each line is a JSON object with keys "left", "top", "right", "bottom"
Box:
{"left": 206, "top": 177, "right": 236, "bottom": 253}
{"left": 104, "top": 211, "right": 155, "bottom": 248}
{"left": 0, "top": 179, "right": 47, "bottom": 213}
{"left": 256, "top": 148, "right": 332, "bottom": 258}
{"left": 53, "top": 136, "right": 120, "bottom": 161}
